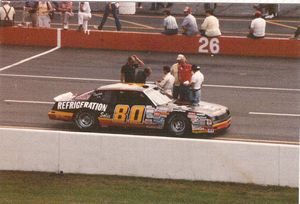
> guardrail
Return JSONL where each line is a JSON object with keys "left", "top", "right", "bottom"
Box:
{"left": 0, "top": 128, "right": 298, "bottom": 187}
{"left": 0, "top": 27, "right": 299, "bottom": 58}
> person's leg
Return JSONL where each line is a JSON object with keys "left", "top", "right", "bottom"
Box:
{"left": 98, "top": 4, "right": 110, "bottom": 30}
{"left": 173, "top": 85, "right": 180, "bottom": 100}
{"left": 112, "top": 5, "right": 121, "bottom": 31}
{"left": 45, "top": 15, "right": 51, "bottom": 28}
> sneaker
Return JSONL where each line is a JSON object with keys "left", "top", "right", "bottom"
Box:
{"left": 265, "top": 14, "right": 274, "bottom": 19}
{"left": 63, "top": 24, "right": 69, "bottom": 30}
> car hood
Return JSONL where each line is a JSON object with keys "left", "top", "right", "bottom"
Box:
{"left": 53, "top": 92, "right": 76, "bottom": 102}
{"left": 163, "top": 101, "right": 228, "bottom": 117}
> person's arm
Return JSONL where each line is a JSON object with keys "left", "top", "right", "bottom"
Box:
{"left": 249, "top": 20, "right": 254, "bottom": 34}
{"left": 120, "top": 66, "right": 125, "bottom": 82}
{"left": 132, "top": 55, "right": 145, "bottom": 67}
{"left": 200, "top": 18, "right": 208, "bottom": 30}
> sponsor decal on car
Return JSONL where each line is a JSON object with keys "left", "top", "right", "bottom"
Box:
{"left": 57, "top": 101, "right": 108, "bottom": 112}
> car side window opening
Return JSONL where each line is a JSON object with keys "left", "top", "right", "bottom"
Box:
{"left": 117, "top": 91, "right": 153, "bottom": 106}
{"left": 91, "top": 90, "right": 113, "bottom": 104}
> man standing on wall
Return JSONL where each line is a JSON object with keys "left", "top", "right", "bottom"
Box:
{"left": 98, "top": 2, "right": 121, "bottom": 31}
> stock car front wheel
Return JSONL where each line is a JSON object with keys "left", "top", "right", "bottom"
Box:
{"left": 166, "top": 114, "right": 190, "bottom": 136}
{"left": 75, "top": 110, "right": 97, "bottom": 131}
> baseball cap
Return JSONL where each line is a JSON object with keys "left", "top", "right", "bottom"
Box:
{"left": 176, "top": 54, "right": 186, "bottom": 61}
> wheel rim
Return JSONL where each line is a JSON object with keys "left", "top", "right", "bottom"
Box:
{"left": 77, "top": 112, "right": 93, "bottom": 128}
{"left": 171, "top": 118, "right": 186, "bottom": 133}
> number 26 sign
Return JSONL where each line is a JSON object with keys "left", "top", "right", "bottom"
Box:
{"left": 198, "top": 37, "right": 220, "bottom": 54}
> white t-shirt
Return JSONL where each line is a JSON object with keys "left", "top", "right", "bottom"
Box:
{"left": 201, "top": 15, "right": 221, "bottom": 37}
{"left": 0, "top": 4, "right": 15, "bottom": 21}
{"left": 250, "top": 17, "right": 266, "bottom": 37}
{"left": 191, "top": 71, "right": 204, "bottom": 90}
{"left": 79, "top": 2, "right": 91, "bottom": 15}
{"left": 163, "top": 15, "right": 178, "bottom": 30}
{"left": 158, "top": 72, "right": 175, "bottom": 95}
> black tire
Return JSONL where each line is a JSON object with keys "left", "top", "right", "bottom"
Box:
{"left": 166, "top": 114, "right": 190, "bottom": 136}
{"left": 74, "top": 110, "right": 98, "bottom": 131}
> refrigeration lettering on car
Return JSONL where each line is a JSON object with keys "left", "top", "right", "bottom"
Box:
{"left": 57, "top": 101, "right": 108, "bottom": 112}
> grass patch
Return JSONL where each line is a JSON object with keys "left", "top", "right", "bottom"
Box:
{"left": 0, "top": 171, "right": 298, "bottom": 204}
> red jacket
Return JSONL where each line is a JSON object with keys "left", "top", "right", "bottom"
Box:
{"left": 178, "top": 63, "right": 192, "bottom": 84}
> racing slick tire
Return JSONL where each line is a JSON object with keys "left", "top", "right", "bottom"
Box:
{"left": 74, "top": 110, "right": 98, "bottom": 131}
{"left": 166, "top": 114, "right": 190, "bottom": 137}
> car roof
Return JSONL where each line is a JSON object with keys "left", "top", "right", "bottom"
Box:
{"left": 97, "top": 83, "right": 157, "bottom": 92}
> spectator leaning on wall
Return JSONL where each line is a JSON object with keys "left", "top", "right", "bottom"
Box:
{"left": 21, "top": 0, "right": 37, "bottom": 27}
{"left": 247, "top": 11, "right": 266, "bottom": 39}
{"left": 162, "top": 9, "right": 178, "bottom": 35}
{"left": 0, "top": 1, "right": 15, "bottom": 27}
{"left": 200, "top": 9, "right": 221, "bottom": 37}
{"left": 36, "top": 1, "right": 53, "bottom": 28}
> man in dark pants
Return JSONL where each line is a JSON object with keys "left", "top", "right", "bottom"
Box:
{"left": 98, "top": 2, "right": 121, "bottom": 31}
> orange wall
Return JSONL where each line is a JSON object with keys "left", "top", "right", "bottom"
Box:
{"left": 0, "top": 27, "right": 56, "bottom": 47}
{"left": 1, "top": 27, "right": 299, "bottom": 58}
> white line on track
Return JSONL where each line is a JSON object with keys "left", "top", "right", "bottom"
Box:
{"left": 0, "top": 47, "right": 60, "bottom": 72}
{"left": 249, "top": 112, "right": 300, "bottom": 117}
{"left": 0, "top": 29, "right": 61, "bottom": 72}
{"left": 1, "top": 73, "right": 300, "bottom": 92}
{"left": 4, "top": 100, "right": 54, "bottom": 105}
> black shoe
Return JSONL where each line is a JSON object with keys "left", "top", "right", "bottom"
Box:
{"left": 77, "top": 25, "right": 83, "bottom": 31}
{"left": 97, "top": 25, "right": 102, "bottom": 30}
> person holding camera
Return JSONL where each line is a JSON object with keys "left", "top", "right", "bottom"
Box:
{"left": 120, "top": 55, "right": 145, "bottom": 83}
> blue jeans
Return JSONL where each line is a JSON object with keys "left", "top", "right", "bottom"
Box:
{"left": 99, "top": 3, "right": 121, "bottom": 31}
{"left": 190, "top": 89, "right": 201, "bottom": 105}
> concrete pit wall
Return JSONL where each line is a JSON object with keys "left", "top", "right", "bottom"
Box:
{"left": 0, "top": 128, "right": 298, "bottom": 187}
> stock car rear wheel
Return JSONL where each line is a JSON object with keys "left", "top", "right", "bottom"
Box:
{"left": 166, "top": 114, "right": 190, "bottom": 136}
{"left": 75, "top": 110, "right": 97, "bottom": 131}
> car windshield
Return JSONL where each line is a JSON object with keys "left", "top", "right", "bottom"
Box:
{"left": 144, "top": 87, "right": 172, "bottom": 106}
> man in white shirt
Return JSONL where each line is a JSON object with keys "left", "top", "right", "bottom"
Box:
{"left": 162, "top": 9, "right": 178, "bottom": 35}
{"left": 247, "top": 11, "right": 266, "bottom": 39}
{"left": 78, "top": 1, "right": 91, "bottom": 32}
{"left": 181, "top": 7, "right": 198, "bottom": 36}
{"left": 190, "top": 65, "right": 204, "bottom": 106}
{"left": 156, "top": 66, "right": 175, "bottom": 97}
{"left": 0, "top": 1, "right": 15, "bottom": 27}
{"left": 200, "top": 9, "right": 221, "bottom": 37}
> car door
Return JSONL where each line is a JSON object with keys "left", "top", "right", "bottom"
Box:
{"left": 111, "top": 90, "right": 154, "bottom": 127}
{"left": 89, "top": 90, "right": 117, "bottom": 127}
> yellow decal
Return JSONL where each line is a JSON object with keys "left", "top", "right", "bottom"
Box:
{"left": 113, "top": 105, "right": 145, "bottom": 124}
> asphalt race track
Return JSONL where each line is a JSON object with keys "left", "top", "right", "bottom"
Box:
{"left": 0, "top": 45, "right": 299, "bottom": 144}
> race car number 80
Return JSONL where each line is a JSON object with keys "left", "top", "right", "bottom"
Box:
{"left": 198, "top": 37, "right": 220, "bottom": 54}
{"left": 113, "top": 105, "right": 145, "bottom": 124}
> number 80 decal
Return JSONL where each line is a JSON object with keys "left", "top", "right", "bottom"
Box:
{"left": 198, "top": 37, "right": 220, "bottom": 54}
{"left": 113, "top": 105, "right": 145, "bottom": 124}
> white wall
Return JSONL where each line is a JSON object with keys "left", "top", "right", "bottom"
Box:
{"left": 0, "top": 128, "right": 298, "bottom": 187}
